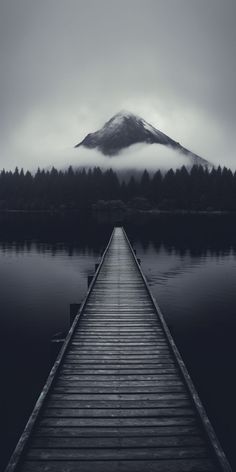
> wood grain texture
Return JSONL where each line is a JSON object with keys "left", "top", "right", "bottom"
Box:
{"left": 5, "top": 227, "right": 231, "bottom": 472}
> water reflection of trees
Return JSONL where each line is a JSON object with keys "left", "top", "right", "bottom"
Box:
{"left": 0, "top": 240, "right": 104, "bottom": 257}
{"left": 0, "top": 213, "right": 112, "bottom": 256}
{"left": 0, "top": 213, "right": 235, "bottom": 258}
{"left": 125, "top": 215, "right": 236, "bottom": 257}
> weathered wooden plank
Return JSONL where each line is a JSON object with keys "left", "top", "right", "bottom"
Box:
{"left": 76, "top": 322, "right": 161, "bottom": 326}
{"left": 67, "top": 355, "right": 173, "bottom": 361}
{"left": 84, "top": 310, "right": 156, "bottom": 313}
{"left": 55, "top": 383, "right": 184, "bottom": 391}
{"left": 72, "top": 337, "right": 168, "bottom": 342}
{"left": 73, "top": 332, "right": 165, "bottom": 337}
{"left": 65, "top": 355, "right": 175, "bottom": 361}
{"left": 68, "top": 344, "right": 167, "bottom": 349}
{"left": 57, "top": 374, "right": 180, "bottom": 381}
{"left": 68, "top": 351, "right": 172, "bottom": 356}
{"left": 60, "top": 368, "right": 178, "bottom": 375}
{"left": 46, "top": 399, "right": 191, "bottom": 409}
{"left": 77, "top": 324, "right": 161, "bottom": 328}
{"left": 64, "top": 361, "right": 176, "bottom": 367}
{"left": 82, "top": 314, "right": 157, "bottom": 317}
{"left": 72, "top": 337, "right": 167, "bottom": 343}
{"left": 61, "top": 360, "right": 176, "bottom": 366}
{"left": 31, "top": 435, "right": 204, "bottom": 448}
{"left": 64, "top": 357, "right": 176, "bottom": 370}
{"left": 77, "top": 324, "right": 162, "bottom": 328}
{"left": 69, "top": 345, "right": 171, "bottom": 350}
{"left": 26, "top": 445, "right": 208, "bottom": 460}
{"left": 49, "top": 392, "right": 189, "bottom": 401}
{"left": 42, "top": 407, "right": 194, "bottom": 418}
{"left": 81, "top": 318, "right": 159, "bottom": 321}
{"left": 65, "top": 356, "right": 175, "bottom": 362}
{"left": 34, "top": 424, "right": 202, "bottom": 438}
{"left": 53, "top": 386, "right": 187, "bottom": 394}
{"left": 80, "top": 318, "right": 158, "bottom": 322}
{"left": 61, "top": 364, "right": 177, "bottom": 371}
{"left": 20, "top": 459, "right": 216, "bottom": 472}
{"left": 86, "top": 301, "right": 153, "bottom": 305}
{"left": 39, "top": 417, "right": 198, "bottom": 427}
{"left": 65, "top": 352, "right": 174, "bottom": 358}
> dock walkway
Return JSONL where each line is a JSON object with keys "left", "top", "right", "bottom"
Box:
{"left": 6, "top": 227, "right": 231, "bottom": 471}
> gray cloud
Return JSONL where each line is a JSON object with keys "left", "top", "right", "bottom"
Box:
{"left": 20, "top": 143, "right": 189, "bottom": 173}
{"left": 0, "top": 0, "right": 236, "bottom": 170}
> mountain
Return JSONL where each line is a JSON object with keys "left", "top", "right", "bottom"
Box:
{"left": 75, "top": 111, "right": 209, "bottom": 167}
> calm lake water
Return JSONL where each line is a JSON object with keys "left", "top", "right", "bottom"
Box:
{"left": 1, "top": 213, "right": 236, "bottom": 470}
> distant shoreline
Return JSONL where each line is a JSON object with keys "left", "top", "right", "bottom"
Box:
{"left": 0, "top": 209, "right": 235, "bottom": 216}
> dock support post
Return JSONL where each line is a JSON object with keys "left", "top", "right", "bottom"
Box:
{"left": 50, "top": 331, "right": 66, "bottom": 361}
{"left": 87, "top": 274, "right": 94, "bottom": 287}
{"left": 70, "top": 303, "right": 81, "bottom": 325}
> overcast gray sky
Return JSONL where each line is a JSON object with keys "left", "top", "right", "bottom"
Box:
{"left": 1, "top": 0, "right": 236, "bottom": 170}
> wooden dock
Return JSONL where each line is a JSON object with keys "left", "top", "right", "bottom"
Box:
{"left": 6, "top": 227, "right": 231, "bottom": 472}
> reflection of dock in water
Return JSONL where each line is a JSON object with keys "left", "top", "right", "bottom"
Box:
{"left": 6, "top": 227, "right": 231, "bottom": 472}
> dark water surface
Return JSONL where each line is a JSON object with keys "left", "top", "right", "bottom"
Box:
{"left": 1, "top": 213, "right": 236, "bottom": 470}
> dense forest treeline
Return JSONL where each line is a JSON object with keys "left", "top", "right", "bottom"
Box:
{"left": 0, "top": 165, "right": 236, "bottom": 211}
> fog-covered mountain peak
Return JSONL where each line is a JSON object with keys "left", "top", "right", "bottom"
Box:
{"left": 75, "top": 111, "right": 210, "bottom": 167}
